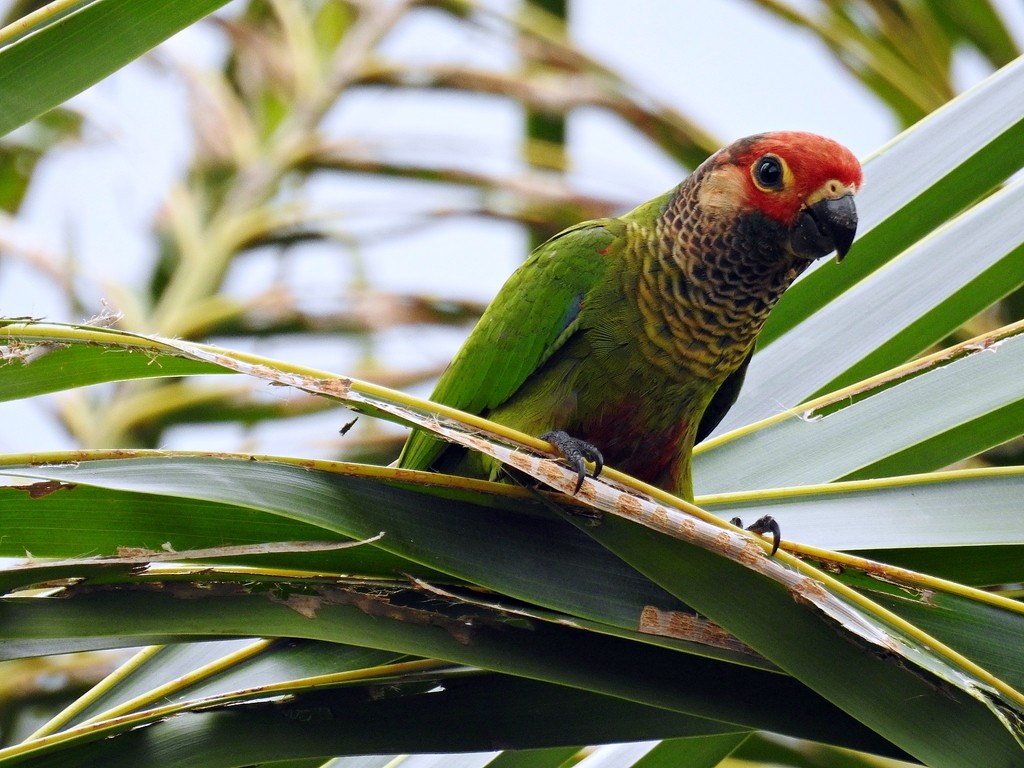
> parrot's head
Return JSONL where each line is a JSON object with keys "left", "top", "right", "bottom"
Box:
{"left": 699, "top": 131, "right": 863, "bottom": 262}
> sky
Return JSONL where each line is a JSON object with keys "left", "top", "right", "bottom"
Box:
{"left": 1, "top": 0, "right": 1021, "bottom": 454}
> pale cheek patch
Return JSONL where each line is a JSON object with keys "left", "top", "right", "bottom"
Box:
{"left": 697, "top": 166, "right": 747, "bottom": 216}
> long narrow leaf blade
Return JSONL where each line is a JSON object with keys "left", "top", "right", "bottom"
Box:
{"left": 0, "top": 0, "right": 230, "bottom": 135}
{"left": 697, "top": 324, "right": 1024, "bottom": 493}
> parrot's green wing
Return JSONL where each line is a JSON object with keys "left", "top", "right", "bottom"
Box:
{"left": 694, "top": 346, "right": 753, "bottom": 443}
{"left": 397, "top": 217, "right": 627, "bottom": 471}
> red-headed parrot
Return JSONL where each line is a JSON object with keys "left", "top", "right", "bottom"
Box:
{"left": 399, "top": 131, "right": 861, "bottom": 513}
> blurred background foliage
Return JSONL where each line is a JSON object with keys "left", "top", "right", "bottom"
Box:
{"left": 0, "top": 0, "right": 1022, "bottom": 764}
{"left": 0, "top": 0, "right": 1018, "bottom": 461}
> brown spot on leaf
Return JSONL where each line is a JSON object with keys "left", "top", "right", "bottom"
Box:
{"left": 614, "top": 493, "right": 643, "bottom": 520}
{"left": 736, "top": 538, "right": 763, "bottom": 566}
{"left": 505, "top": 451, "right": 533, "bottom": 473}
{"left": 116, "top": 546, "right": 157, "bottom": 557}
{"left": 792, "top": 576, "right": 828, "bottom": 603}
{"left": 318, "top": 377, "right": 352, "bottom": 397}
{"left": 284, "top": 594, "right": 323, "bottom": 619}
{"left": 651, "top": 506, "right": 670, "bottom": 529}
{"left": 267, "top": 584, "right": 479, "bottom": 645}
{"left": 11, "top": 480, "right": 78, "bottom": 499}
{"left": 536, "top": 459, "right": 565, "bottom": 490}
{"left": 679, "top": 516, "right": 697, "bottom": 542}
{"left": 639, "top": 605, "right": 759, "bottom": 655}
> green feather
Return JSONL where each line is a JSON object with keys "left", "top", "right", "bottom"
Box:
{"left": 397, "top": 216, "right": 630, "bottom": 472}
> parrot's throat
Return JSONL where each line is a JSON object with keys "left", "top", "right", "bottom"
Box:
{"left": 634, "top": 184, "right": 810, "bottom": 383}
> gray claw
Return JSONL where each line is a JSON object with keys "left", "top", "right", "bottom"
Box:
{"left": 730, "top": 515, "right": 781, "bottom": 556}
{"left": 540, "top": 430, "right": 604, "bottom": 494}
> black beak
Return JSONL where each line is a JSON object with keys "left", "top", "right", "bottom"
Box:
{"left": 790, "top": 193, "right": 858, "bottom": 263}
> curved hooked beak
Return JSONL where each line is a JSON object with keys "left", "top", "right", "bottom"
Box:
{"left": 790, "top": 193, "right": 858, "bottom": 263}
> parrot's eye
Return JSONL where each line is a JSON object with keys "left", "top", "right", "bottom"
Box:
{"left": 753, "top": 155, "right": 785, "bottom": 191}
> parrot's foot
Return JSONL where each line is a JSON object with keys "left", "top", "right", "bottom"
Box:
{"left": 540, "top": 430, "right": 604, "bottom": 495}
{"left": 730, "top": 515, "right": 781, "bottom": 556}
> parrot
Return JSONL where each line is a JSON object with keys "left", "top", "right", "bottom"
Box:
{"left": 398, "top": 131, "right": 861, "bottom": 521}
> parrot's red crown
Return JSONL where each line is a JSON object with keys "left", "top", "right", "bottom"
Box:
{"left": 714, "top": 131, "right": 862, "bottom": 225}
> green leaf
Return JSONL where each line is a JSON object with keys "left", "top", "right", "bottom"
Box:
{"left": 0, "top": 452, "right": 910, "bottom": 755}
{"left": 633, "top": 735, "right": 749, "bottom": 768}
{"left": 0, "top": 674, "right": 749, "bottom": 768}
{"left": 753, "top": 176, "right": 1024, "bottom": 409}
{"left": 3, "top": 318, "right": 1023, "bottom": 763}
{"left": 0, "top": 345, "right": 228, "bottom": 402}
{"left": 579, "top": 513, "right": 1024, "bottom": 767}
{"left": 0, "top": 576, "right": 890, "bottom": 753}
{"left": 696, "top": 324, "right": 1024, "bottom": 494}
{"left": 0, "top": 0, "right": 230, "bottom": 136}
{"left": 0, "top": 453, "right": 743, "bottom": 661}
{"left": 702, "top": 469, "right": 1024, "bottom": 556}
{"left": 483, "top": 746, "right": 584, "bottom": 768}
